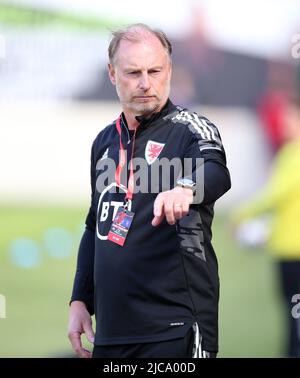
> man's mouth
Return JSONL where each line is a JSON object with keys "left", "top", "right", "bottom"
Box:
{"left": 134, "top": 96, "right": 155, "bottom": 101}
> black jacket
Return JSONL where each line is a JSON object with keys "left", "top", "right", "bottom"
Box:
{"left": 71, "top": 99, "right": 231, "bottom": 352}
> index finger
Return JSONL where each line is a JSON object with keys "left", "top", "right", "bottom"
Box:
{"left": 153, "top": 194, "right": 164, "bottom": 217}
{"left": 69, "top": 331, "right": 86, "bottom": 357}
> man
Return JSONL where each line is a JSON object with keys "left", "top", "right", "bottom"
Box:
{"left": 68, "top": 23, "right": 231, "bottom": 358}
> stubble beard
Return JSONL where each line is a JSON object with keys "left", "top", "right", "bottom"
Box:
{"left": 118, "top": 82, "right": 170, "bottom": 117}
{"left": 120, "top": 95, "right": 160, "bottom": 117}
{"left": 132, "top": 101, "right": 160, "bottom": 116}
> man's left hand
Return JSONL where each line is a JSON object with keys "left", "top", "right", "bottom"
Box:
{"left": 152, "top": 186, "right": 193, "bottom": 226}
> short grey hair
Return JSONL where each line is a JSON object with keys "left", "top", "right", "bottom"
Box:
{"left": 108, "top": 23, "right": 172, "bottom": 65}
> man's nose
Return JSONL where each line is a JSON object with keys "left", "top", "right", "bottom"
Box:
{"left": 138, "top": 72, "right": 150, "bottom": 91}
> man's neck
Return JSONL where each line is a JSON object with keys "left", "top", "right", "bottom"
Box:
{"left": 123, "top": 100, "right": 169, "bottom": 130}
{"left": 123, "top": 111, "right": 140, "bottom": 130}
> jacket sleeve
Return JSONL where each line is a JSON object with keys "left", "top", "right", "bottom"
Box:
{"left": 70, "top": 142, "right": 96, "bottom": 314}
{"left": 70, "top": 228, "right": 95, "bottom": 315}
{"left": 85, "top": 140, "right": 97, "bottom": 232}
{"left": 182, "top": 114, "right": 231, "bottom": 205}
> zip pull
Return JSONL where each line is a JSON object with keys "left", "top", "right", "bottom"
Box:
{"left": 120, "top": 114, "right": 131, "bottom": 145}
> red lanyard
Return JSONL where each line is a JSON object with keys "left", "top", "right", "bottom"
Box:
{"left": 115, "top": 115, "right": 138, "bottom": 203}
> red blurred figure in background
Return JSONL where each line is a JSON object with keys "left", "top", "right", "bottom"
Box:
{"left": 258, "top": 90, "right": 288, "bottom": 153}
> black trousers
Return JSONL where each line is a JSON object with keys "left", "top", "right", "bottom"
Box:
{"left": 278, "top": 260, "right": 300, "bottom": 358}
{"left": 92, "top": 327, "right": 217, "bottom": 358}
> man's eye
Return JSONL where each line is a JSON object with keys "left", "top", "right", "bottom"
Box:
{"left": 150, "top": 70, "right": 160, "bottom": 74}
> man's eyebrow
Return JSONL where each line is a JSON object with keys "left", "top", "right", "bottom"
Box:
{"left": 124, "top": 66, "right": 163, "bottom": 72}
{"left": 124, "top": 67, "right": 140, "bottom": 72}
{"left": 148, "top": 66, "right": 163, "bottom": 70}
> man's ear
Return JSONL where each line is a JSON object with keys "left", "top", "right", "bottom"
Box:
{"left": 168, "top": 61, "right": 172, "bottom": 80}
{"left": 108, "top": 63, "right": 116, "bottom": 86}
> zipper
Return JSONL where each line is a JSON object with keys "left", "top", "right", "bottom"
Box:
{"left": 121, "top": 114, "right": 131, "bottom": 144}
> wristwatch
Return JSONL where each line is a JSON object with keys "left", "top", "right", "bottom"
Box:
{"left": 176, "top": 178, "right": 196, "bottom": 193}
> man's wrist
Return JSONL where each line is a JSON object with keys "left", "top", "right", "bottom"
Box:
{"left": 176, "top": 178, "right": 196, "bottom": 191}
{"left": 70, "top": 300, "right": 87, "bottom": 309}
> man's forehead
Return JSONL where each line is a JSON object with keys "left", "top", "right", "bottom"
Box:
{"left": 116, "top": 37, "right": 168, "bottom": 65}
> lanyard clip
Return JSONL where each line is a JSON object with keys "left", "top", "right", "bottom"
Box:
{"left": 123, "top": 199, "right": 130, "bottom": 211}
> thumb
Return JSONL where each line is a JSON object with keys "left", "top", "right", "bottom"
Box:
{"left": 83, "top": 321, "right": 95, "bottom": 344}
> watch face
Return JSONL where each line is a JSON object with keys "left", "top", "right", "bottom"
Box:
{"left": 178, "top": 178, "right": 195, "bottom": 187}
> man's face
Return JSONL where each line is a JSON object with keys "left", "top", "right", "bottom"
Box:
{"left": 108, "top": 34, "right": 172, "bottom": 117}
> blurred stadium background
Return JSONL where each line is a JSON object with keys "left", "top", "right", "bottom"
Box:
{"left": 0, "top": 0, "right": 300, "bottom": 357}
